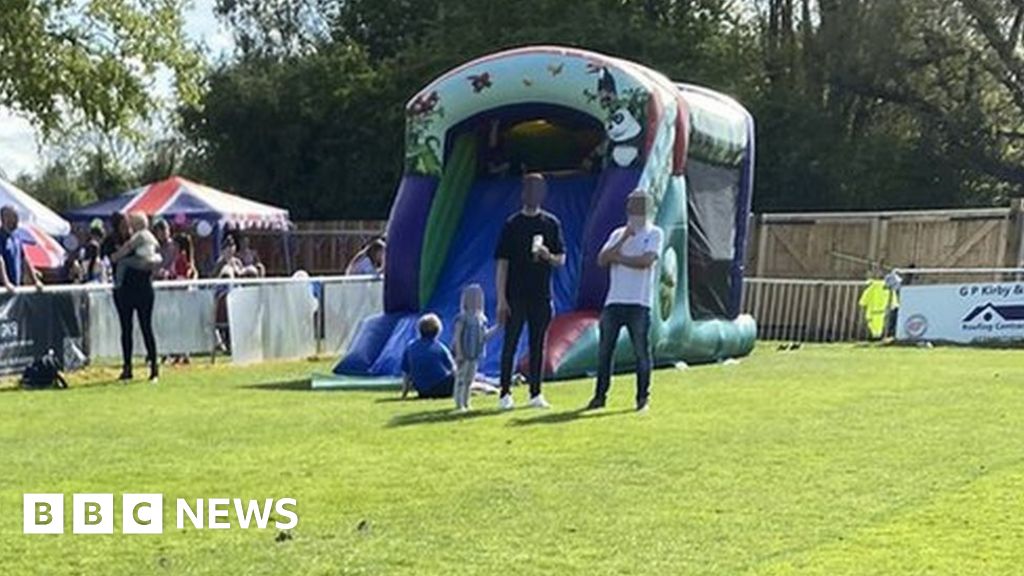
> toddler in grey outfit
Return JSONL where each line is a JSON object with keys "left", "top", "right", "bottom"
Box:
{"left": 451, "top": 284, "right": 497, "bottom": 411}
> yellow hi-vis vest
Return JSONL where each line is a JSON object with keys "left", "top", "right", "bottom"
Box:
{"left": 858, "top": 280, "right": 899, "bottom": 339}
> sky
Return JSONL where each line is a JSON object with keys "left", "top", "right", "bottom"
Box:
{"left": 0, "top": 0, "right": 234, "bottom": 179}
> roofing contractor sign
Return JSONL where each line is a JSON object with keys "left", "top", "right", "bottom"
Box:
{"left": 897, "top": 282, "right": 1024, "bottom": 343}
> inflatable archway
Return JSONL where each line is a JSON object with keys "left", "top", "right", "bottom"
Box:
{"left": 336, "top": 46, "right": 756, "bottom": 381}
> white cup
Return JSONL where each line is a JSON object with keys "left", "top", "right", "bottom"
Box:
{"left": 531, "top": 234, "right": 544, "bottom": 256}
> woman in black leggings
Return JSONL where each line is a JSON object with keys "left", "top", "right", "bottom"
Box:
{"left": 107, "top": 213, "right": 159, "bottom": 382}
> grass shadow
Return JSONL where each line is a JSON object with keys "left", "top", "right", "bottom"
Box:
{"left": 507, "top": 408, "right": 633, "bottom": 427}
{"left": 386, "top": 407, "right": 506, "bottom": 428}
{"left": 0, "top": 385, "right": 69, "bottom": 393}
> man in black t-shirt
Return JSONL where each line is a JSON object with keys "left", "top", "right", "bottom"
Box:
{"left": 494, "top": 173, "right": 566, "bottom": 410}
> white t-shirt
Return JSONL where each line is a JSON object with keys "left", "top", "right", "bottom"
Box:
{"left": 603, "top": 225, "right": 664, "bottom": 307}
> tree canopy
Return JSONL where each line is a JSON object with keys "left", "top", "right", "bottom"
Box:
{"left": 1, "top": 0, "right": 202, "bottom": 136}
{"left": 11, "top": 0, "right": 1024, "bottom": 219}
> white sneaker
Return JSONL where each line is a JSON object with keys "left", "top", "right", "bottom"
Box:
{"left": 498, "top": 394, "right": 515, "bottom": 411}
{"left": 527, "top": 394, "right": 551, "bottom": 409}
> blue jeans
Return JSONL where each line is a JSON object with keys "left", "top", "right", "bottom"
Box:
{"left": 594, "top": 304, "right": 652, "bottom": 405}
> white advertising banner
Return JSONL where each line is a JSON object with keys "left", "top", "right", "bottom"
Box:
{"left": 897, "top": 282, "right": 1024, "bottom": 343}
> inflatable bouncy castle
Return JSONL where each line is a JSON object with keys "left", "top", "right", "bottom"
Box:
{"left": 335, "top": 46, "right": 756, "bottom": 382}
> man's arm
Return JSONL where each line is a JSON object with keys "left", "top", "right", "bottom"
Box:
{"left": 536, "top": 230, "right": 566, "bottom": 267}
{"left": 540, "top": 249, "right": 566, "bottom": 267}
{"left": 616, "top": 229, "right": 662, "bottom": 270}
{"left": 0, "top": 257, "right": 14, "bottom": 292}
{"left": 543, "top": 221, "right": 567, "bottom": 267}
{"left": 615, "top": 252, "right": 659, "bottom": 270}
{"left": 495, "top": 259, "right": 510, "bottom": 324}
{"left": 598, "top": 229, "right": 631, "bottom": 267}
{"left": 494, "top": 220, "right": 513, "bottom": 324}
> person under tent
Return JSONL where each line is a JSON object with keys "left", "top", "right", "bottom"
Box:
{"left": 0, "top": 205, "right": 44, "bottom": 292}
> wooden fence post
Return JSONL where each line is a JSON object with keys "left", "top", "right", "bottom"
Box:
{"left": 1009, "top": 198, "right": 1024, "bottom": 271}
{"left": 755, "top": 213, "right": 768, "bottom": 277}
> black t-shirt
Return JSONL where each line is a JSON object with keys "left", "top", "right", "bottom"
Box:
{"left": 495, "top": 210, "right": 565, "bottom": 302}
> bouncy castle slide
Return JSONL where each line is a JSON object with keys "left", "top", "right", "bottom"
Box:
{"left": 331, "top": 46, "right": 756, "bottom": 383}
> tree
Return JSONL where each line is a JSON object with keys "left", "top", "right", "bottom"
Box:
{"left": 180, "top": 43, "right": 400, "bottom": 219}
{"left": 136, "top": 138, "right": 187, "bottom": 184}
{"left": 213, "top": 0, "right": 334, "bottom": 57}
{"left": 0, "top": 0, "right": 203, "bottom": 136}
{"left": 188, "top": 0, "right": 750, "bottom": 219}
{"left": 745, "top": 0, "right": 1024, "bottom": 212}
{"left": 15, "top": 162, "right": 95, "bottom": 213}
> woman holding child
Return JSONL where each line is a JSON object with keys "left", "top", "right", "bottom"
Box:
{"left": 107, "top": 212, "right": 161, "bottom": 383}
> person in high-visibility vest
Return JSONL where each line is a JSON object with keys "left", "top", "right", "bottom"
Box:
{"left": 859, "top": 277, "right": 899, "bottom": 340}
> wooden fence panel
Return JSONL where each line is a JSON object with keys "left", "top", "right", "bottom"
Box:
{"left": 245, "top": 220, "right": 386, "bottom": 276}
{"left": 748, "top": 202, "right": 1024, "bottom": 282}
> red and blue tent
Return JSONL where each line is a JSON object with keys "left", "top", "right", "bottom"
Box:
{"left": 64, "top": 176, "right": 290, "bottom": 230}
{"left": 0, "top": 177, "right": 69, "bottom": 269}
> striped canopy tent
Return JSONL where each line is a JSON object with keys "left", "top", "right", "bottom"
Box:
{"left": 0, "top": 177, "right": 70, "bottom": 270}
{"left": 19, "top": 225, "right": 67, "bottom": 269}
{"left": 64, "top": 176, "right": 291, "bottom": 231}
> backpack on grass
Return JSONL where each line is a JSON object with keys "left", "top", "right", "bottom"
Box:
{"left": 20, "top": 351, "right": 68, "bottom": 390}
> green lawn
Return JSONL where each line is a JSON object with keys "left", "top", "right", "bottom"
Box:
{"left": 1, "top": 344, "right": 1022, "bottom": 575}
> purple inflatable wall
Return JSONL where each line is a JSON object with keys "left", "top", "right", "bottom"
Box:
{"left": 383, "top": 175, "right": 439, "bottom": 313}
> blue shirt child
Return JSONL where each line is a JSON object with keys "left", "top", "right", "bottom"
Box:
{"left": 401, "top": 337, "right": 456, "bottom": 398}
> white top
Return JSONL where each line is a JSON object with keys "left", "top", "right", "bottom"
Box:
{"left": 603, "top": 225, "right": 664, "bottom": 307}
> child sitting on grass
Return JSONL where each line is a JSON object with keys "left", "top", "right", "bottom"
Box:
{"left": 451, "top": 284, "right": 499, "bottom": 412}
{"left": 111, "top": 212, "right": 163, "bottom": 287}
{"left": 401, "top": 314, "right": 456, "bottom": 400}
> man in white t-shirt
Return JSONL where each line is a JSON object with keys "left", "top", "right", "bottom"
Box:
{"left": 586, "top": 190, "right": 664, "bottom": 412}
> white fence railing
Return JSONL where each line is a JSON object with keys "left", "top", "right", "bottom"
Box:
{"left": 15, "top": 270, "right": 1018, "bottom": 375}
{"left": 742, "top": 270, "right": 1024, "bottom": 343}
{"left": 1, "top": 275, "right": 383, "bottom": 375}
{"left": 742, "top": 278, "right": 869, "bottom": 342}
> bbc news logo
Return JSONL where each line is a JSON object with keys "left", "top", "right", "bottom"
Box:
{"left": 23, "top": 494, "right": 298, "bottom": 534}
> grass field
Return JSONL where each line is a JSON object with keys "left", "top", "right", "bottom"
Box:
{"left": 1, "top": 344, "right": 1022, "bottom": 575}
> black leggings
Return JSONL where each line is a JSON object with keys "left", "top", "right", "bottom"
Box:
{"left": 499, "top": 298, "right": 552, "bottom": 398}
{"left": 114, "top": 276, "right": 157, "bottom": 370}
